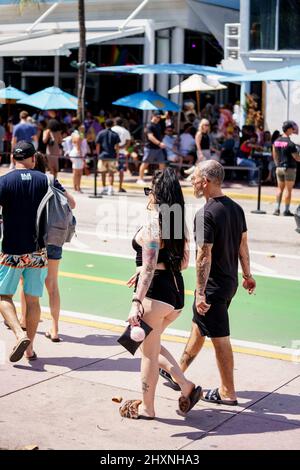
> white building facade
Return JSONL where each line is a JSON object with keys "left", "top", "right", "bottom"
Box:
{"left": 222, "top": 0, "right": 300, "bottom": 131}
{"left": 0, "top": 0, "right": 239, "bottom": 109}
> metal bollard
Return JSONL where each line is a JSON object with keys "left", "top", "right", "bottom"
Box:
{"left": 89, "top": 154, "right": 102, "bottom": 199}
{"left": 251, "top": 165, "right": 266, "bottom": 214}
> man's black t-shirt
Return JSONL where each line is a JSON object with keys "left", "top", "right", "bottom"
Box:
{"left": 273, "top": 136, "right": 297, "bottom": 169}
{"left": 145, "top": 123, "right": 162, "bottom": 149}
{"left": 194, "top": 196, "right": 247, "bottom": 302}
{"left": 0, "top": 170, "right": 64, "bottom": 255}
{"left": 96, "top": 128, "right": 120, "bottom": 159}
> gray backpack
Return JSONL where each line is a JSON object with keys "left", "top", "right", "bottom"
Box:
{"left": 36, "top": 175, "right": 76, "bottom": 248}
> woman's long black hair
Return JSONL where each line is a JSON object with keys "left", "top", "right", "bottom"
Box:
{"left": 152, "top": 167, "right": 186, "bottom": 272}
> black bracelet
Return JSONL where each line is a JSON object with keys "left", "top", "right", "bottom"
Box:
{"left": 132, "top": 298, "right": 145, "bottom": 316}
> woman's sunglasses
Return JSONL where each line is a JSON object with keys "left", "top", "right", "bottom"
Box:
{"left": 144, "top": 187, "right": 153, "bottom": 196}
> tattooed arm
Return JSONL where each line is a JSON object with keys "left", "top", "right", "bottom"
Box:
{"left": 127, "top": 216, "right": 160, "bottom": 325}
{"left": 239, "top": 231, "right": 256, "bottom": 294}
{"left": 195, "top": 242, "right": 212, "bottom": 315}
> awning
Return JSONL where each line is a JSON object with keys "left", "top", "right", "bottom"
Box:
{"left": 195, "top": 0, "right": 240, "bottom": 9}
{"left": 0, "top": 26, "right": 145, "bottom": 57}
{"left": 219, "top": 65, "right": 300, "bottom": 82}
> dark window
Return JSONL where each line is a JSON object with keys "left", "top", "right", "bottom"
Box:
{"left": 249, "top": 0, "right": 276, "bottom": 50}
{"left": 279, "top": 0, "right": 300, "bottom": 49}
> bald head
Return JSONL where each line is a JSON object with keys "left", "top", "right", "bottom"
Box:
{"left": 195, "top": 160, "right": 224, "bottom": 186}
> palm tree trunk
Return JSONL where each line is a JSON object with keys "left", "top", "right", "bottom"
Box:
{"left": 77, "top": 0, "right": 86, "bottom": 122}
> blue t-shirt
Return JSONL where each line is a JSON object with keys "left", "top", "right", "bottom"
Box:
{"left": 0, "top": 170, "right": 64, "bottom": 255}
{"left": 13, "top": 123, "right": 37, "bottom": 142}
{"left": 96, "top": 128, "right": 120, "bottom": 159}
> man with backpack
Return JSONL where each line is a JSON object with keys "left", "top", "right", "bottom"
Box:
{"left": 0, "top": 141, "right": 73, "bottom": 362}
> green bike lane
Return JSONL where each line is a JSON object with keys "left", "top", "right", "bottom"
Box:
{"left": 38, "top": 250, "right": 299, "bottom": 349}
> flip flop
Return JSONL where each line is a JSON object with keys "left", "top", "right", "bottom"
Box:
{"left": 202, "top": 388, "right": 238, "bottom": 406}
{"left": 26, "top": 351, "right": 38, "bottom": 361}
{"left": 9, "top": 337, "right": 31, "bottom": 363}
{"left": 119, "top": 399, "right": 155, "bottom": 420}
{"left": 178, "top": 386, "right": 202, "bottom": 414}
{"left": 159, "top": 368, "right": 181, "bottom": 391}
{"left": 45, "top": 332, "right": 61, "bottom": 343}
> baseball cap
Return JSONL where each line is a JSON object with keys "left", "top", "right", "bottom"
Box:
{"left": 13, "top": 141, "right": 36, "bottom": 160}
{"left": 282, "top": 121, "right": 296, "bottom": 133}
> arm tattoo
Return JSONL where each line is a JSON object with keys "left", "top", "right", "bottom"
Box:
{"left": 196, "top": 243, "right": 212, "bottom": 295}
{"left": 134, "top": 219, "right": 160, "bottom": 302}
{"left": 239, "top": 237, "right": 251, "bottom": 275}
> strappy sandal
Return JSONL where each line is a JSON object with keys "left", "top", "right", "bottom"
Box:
{"left": 178, "top": 386, "right": 202, "bottom": 413}
{"left": 202, "top": 388, "right": 238, "bottom": 406}
{"left": 119, "top": 399, "right": 154, "bottom": 420}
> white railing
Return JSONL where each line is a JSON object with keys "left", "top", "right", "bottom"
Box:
{"left": 224, "top": 23, "right": 240, "bottom": 60}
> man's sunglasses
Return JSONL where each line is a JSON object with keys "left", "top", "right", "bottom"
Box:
{"left": 144, "top": 187, "right": 153, "bottom": 196}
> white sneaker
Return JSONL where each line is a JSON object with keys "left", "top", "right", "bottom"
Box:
{"left": 100, "top": 187, "right": 108, "bottom": 195}
{"left": 107, "top": 187, "right": 114, "bottom": 196}
{"left": 249, "top": 181, "right": 258, "bottom": 187}
{"left": 184, "top": 165, "right": 195, "bottom": 176}
{"left": 136, "top": 179, "right": 146, "bottom": 185}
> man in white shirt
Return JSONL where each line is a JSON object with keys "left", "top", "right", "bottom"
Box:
{"left": 112, "top": 117, "right": 131, "bottom": 193}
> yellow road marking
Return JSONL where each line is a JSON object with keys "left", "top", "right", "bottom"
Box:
{"left": 58, "top": 177, "right": 300, "bottom": 204}
{"left": 59, "top": 270, "right": 194, "bottom": 295}
{"left": 41, "top": 312, "right": 299, "bottom": 362}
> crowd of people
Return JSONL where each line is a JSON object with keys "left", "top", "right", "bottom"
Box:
{"left": 1, "top": 104, "right": 299, "bottom": 205}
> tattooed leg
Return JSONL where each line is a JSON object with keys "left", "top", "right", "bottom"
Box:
{"left": 180, "top": 322, "right": 205, "bottom": 372}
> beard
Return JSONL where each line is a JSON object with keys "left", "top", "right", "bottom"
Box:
{"left": 194, "top": 188, "right": 204, "bottom": 199}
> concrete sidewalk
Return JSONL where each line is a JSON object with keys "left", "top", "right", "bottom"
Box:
{"left": 0, "top": 316, "right": 299, "bottom": 450}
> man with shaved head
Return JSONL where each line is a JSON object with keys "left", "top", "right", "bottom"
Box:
{"left": 160, "top": 160, "right": 256, "bottom": 406}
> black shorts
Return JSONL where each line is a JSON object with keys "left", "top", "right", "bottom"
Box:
{"left": 135, "top": 270, "right": 184, "bottom": 310}
{"left": 192, "top": 296, "right": 232, "bottom": 338}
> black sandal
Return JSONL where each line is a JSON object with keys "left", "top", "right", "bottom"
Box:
{"left": 159, "top": 368, "right": 181, "bottom": 391}
{"left": 178, "top": 386, "right": 202, "bottom": 413}
{"left": 202, "top": 388, "right": 238, "bottom": 406}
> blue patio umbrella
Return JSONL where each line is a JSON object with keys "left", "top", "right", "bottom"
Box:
{"left": 0, "top": 86, "right": 28, "bottom": 101}
{"left": 219, "top": 65, "right": 300, "bottom": 83}
{"left": 113, "top": 89, "right": 180, "bottom": 111}
{"left": 18, "top": 86, "right": 78, "bottom": 110}
{"left": 90, "top": 63, "right": 241, "bottom": 78}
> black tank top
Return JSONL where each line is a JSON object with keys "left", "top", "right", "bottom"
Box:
{"left": 201, "top": 133, "right": 210, "bottom": 150}
{"left": 132, "top": 229, "right": 169, "bottom": 267}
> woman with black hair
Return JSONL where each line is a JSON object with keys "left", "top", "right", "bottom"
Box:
{"left": 119, "top": 168, "right": 202, "bottom": 420}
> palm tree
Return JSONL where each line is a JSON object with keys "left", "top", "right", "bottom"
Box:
{"left": 17, "top": 0, "right": 41, "bottom": 13}
{"left": 16, "top": 0, "right": 86, "bottom": 121}
{"left": 77, "top": 0, "right": 86, "bottom": 122}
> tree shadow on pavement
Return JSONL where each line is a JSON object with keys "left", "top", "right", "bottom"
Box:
{"left": 36, "top": 331, "right": 120, "bottom": 347}
{"left": 13, "top": 355, "right": 141, "bottom": 373}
